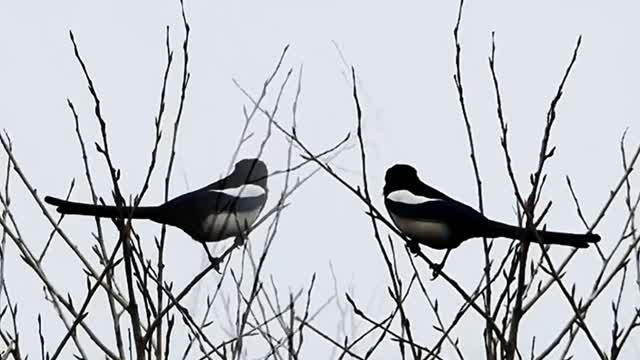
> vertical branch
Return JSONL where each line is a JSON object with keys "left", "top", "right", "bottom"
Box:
{"left": 453, "top": 0, "right": 484, "bottom": 212}
{"left": 69, "top": 32, "right": 124, "bottom": 201}
{"left": 0, "top": 137, "right": 11, "bottom": 301}
{"left": 0, "top": 139, "right": 22, "bottom": 360}
{"left": 505, "top": 239, "right": 529, "bottom": 360}
{"left": 67, "top": 99, "right": 127, "bottom": 359}
{"left": 488, "top": 33, "right": 527, "bottom": 360}
{"left": 157, "top": 1, "right": 190, "bottom": 357}
{"left": 488, "top": 33, "right": 526, "bottom": 209}
{"left": 69, "top": 30, "right": 145, "bottom": 358}
{"left": 148, "top": 25, "right": 174, "bottom": 360}
{"left": 231, "top": 70, "right": 294, "bottom": 359}
{"left": 453, "top": 1, "right": 494, "bottom": 357}
{"left": 453, "top": 0, "right": 484, "bottom": 214}
{"left": 505, "top": 36, "right": 583, "bottom": 360}
{"left": 351, "top": 67, "right": 419, "bottom": 360}
{"left": 621, "top": 131, "right": 639, "bottom": 295}
{"left": 527, "top": 36, "right": 582, "bottom": 207}
{"left": 163, "top": 0, "right": 191, "bottom": 203}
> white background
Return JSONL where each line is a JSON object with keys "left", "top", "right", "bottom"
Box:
{"left": 1, "top": 0, "right": 639, "bottom": 358}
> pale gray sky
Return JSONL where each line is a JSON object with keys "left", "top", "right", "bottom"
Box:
{"left": 1, "top": 0, "right": 639, "bottom": 358}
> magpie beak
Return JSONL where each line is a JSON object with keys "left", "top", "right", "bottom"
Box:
{"left": 45, "top": 158, "right": 268, "bottom": 243}
{"left": 383, "top": 164, "right": 601, "bottom": 249}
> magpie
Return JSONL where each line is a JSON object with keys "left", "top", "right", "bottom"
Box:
{"left": 383, "top": 164, "right": 600, "bottom": 250}
{"left": 44, "top": 158, "right": 268, "bottom": 243}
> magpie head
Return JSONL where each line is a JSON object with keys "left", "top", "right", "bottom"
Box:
{"left": 232, "top": 158, "right": 268, "bottom": 189}
{"left": 384, "top": 164, "right": 419, "bottom": 195}
{"left": 384, "top": 164, "right": 448, "bottom": 200}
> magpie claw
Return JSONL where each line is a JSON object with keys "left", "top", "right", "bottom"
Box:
{"left": 210, "top": 256, "right": 221, "bottom": 273}
{"left": 234, "top": 235, "right": 246, "bottom": 247}
{"left": 406, "top": 240, "right": 421, "bottom": 255}
{"left": 431, "top": 262, "right": 444, "bottom": 280}
{"left": 202, "top": 243, "right": 221, "bottom": 272}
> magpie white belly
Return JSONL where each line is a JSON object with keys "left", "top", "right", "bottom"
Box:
{"left": 202, "top": 208, "right": 261, "bottom": 241}
{"left": 391, "top": 215, "right": 451, "bottom": 248}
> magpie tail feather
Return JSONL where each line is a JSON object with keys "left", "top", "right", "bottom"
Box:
{"left": 44, "top": 196, "right": 160, "bottom": 220}
{"left": 486, "top": 221, "right": 600, "bottom": 248}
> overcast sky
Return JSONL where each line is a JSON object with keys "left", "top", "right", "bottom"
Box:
{"left": 1, "top": 0, "right": 639, "bottom": 358}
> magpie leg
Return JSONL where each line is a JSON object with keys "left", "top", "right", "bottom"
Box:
{"left": 201, "top": 242, "right": 221, "bottom": 272}
{"left": 406, "top": 239, "right": 421, "bottom": 255}
{"left": 235, "top": 217, "right": 251, "bottom": 248}
{"left": 234, "top": 233, "right": 247, "bottom": 247}
{"left": 431, "top": 249, "right": 451, "bottom": 279}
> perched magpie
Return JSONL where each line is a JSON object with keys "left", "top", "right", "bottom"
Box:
{"left": 384, "top": 164, "right": 600, "bottom": 249}
{"left": 44, "top": 158, "right": 268, "bottom": 243}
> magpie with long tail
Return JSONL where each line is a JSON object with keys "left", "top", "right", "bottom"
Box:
{"left": 384, "top": 164, "right": 600, "bottom": 251}
{"left": 45, "top": 158, "right": 268, "bottom": 243}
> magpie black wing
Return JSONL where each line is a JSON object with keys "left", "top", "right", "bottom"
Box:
{"left": 155, "top": 189, "right": 266, "bottom": 240}
{"left": 385, "top": 198, "right": 489, "bottom": 233}
{"left": 162, "top": 189, "right": 266, "bottom": 216}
